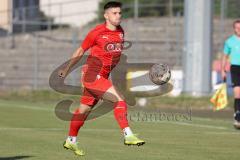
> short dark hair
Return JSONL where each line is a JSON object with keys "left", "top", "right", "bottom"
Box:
{"left": 233, "top": 20, "right": 240, "bottom": 28}
{"left": 104, "top": 1, "right": 122, "bottom": 11}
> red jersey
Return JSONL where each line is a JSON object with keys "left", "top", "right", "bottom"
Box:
{"left": 81, "top": 23, "right": 124, "bottom": 80}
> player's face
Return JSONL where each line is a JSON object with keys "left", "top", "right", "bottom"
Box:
{"left": 234, "top": 23, "right": 240, "bottom": 37}
{"left": 104, "top": 7, "right": 122, "bottom": 26}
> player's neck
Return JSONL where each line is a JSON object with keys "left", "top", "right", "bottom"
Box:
{"left": 105, "top": 22, "right": 117, "bottom": 31}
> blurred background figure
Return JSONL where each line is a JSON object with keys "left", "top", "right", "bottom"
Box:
{"left": 221, "top": 20, "right": 240, "bottom": 128}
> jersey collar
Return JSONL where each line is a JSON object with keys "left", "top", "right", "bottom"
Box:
{"left": 104, "top": 22, "right": 121, "bottom": 32}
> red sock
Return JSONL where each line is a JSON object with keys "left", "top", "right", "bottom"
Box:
{"left": 114, "top": 101, "right": 129, "bottom": 129}
{"left": 68, "top": 109, "right": 88, "bottom": 136}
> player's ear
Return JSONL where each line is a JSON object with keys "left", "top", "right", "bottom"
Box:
{"left": 104, "top": 9, "right": 109, "bottom": 20}
{"left": 104, "top": 12, "right": 108, "bottom": 20}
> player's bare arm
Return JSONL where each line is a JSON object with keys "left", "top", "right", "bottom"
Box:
{"left": 221, "top": 54, "right": 228, "bottom": 81}
{"left": 58, "top": 47, "right": 85, "bottom": 78}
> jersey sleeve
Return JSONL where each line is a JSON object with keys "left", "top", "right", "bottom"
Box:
{"left": 223, "top": 41, "right": 231, "bottom": 55}
{"left": 81, "top": 30, "right": 97, "bottom": 51}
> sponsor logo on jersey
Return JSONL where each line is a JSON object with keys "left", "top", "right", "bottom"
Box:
{"left": 105, "top": 42, "right": 123, "bottom": 52}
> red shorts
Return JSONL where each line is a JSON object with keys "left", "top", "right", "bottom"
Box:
{"left": 80, "top": 69, "right": 112, "bottom": 106}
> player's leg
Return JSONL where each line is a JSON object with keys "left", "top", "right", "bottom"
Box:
{"left": 233, "top": 87, "right": 240, "bottom": 111}
{"left": 68, "top": 103, "right": 92, "bottom": 140}
{"left": 63, "top": 104, "right": 91, "bottom": 156}
{"left": 102, "top": 86, "right": 129, "bottom": 133}
{"left": 233, "top": 86, "right": 240, "bottom": 128}
{"left": 102, "top": 85, "right": 145, "bottom": 146}
{"left": 102, "top": 85, "right": 129, "bottom": 132}
{"left": 102, "top": 85, "right": 124, "bottom": 102}
{"left": 231, "top": 65, "right": 240, "bottom": 129}
{"left": 63, "top": 88, "right": 98, "bottom": 156}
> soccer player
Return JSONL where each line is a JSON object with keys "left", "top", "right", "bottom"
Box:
{"left": 221, "top": 20, "right": 240, "bottom": 129}
{"left": 58, "top": 1, "right": 145, "bottom": 156}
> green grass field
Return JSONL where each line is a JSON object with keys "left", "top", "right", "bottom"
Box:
{"left": 0, "top": 95, "right": 239, "bottom": 160}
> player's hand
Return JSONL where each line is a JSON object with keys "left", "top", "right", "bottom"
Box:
{"left": 58, "top": 68, "right": 68, "bottom": 78}
{"left": 221, "top": 70, "right": 226, "bottom": 82}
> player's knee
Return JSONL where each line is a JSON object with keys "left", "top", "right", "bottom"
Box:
{"left": 234, "top": 95, "right": 240, "bottom": 99}
{"left": 111, "top": 97, "right": 124, "bottom": 103}
{"left": 234, "top": 87, "right": 240, "bottom": 98}
{"left": 104, "top": 86, "right": 124, "bottom": 103}
{"left": 116, "top": 96, "right": 124, "bottom": 102}
{"left": 114, "top": 91, "right": 125, "bottom": 102}
{"left": 79, "top": 104, "right": 92, "bottom": 114}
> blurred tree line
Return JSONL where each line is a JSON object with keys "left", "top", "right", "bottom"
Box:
{"left": 214, "top": 0, "right": 240, "bottom": 18}
{"left": 98, "top": 0, "right": 184, "bottom": 20}
{"left": 98, "top": 0, "right": 240, "bottom": 20}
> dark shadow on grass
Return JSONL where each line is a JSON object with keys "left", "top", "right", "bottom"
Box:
{"left": 0, "top": 156, "right": 33, "bottom": 160}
